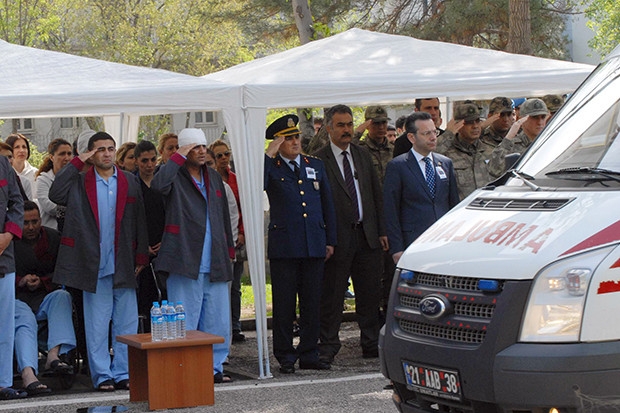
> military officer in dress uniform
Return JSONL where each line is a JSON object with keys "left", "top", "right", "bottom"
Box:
{"left": 264, "top": 114, "right": 337, "bottom": 374}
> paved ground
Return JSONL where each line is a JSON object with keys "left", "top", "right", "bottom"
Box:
{"left": 2, "top": 321, "right": 395, "bottom": 413}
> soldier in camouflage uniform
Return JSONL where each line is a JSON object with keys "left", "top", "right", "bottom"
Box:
{"left": 479, "top": 97, "right": 515, "bottom": 159}
{"left": 488, "top": 98, "right": 549, "bottom": 178}
{"left": 542, "top": 94, "right": 565, "bottom": 119}
{"left": 358, "top": 105, "right": 394, "bottom": 187}
{"left": 440, "top": 103, "right": 492, "bottom": 201}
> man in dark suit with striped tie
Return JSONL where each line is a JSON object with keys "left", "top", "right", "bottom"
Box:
{"left": 315, "top": 105, "right": 388, "bottom": 362}
{"left": 383, "top": 111, "right": 460, "bottom": 264}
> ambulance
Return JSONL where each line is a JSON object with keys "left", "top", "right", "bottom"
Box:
{"left": 379, "top": 44, "right": 620, "bottom": 413}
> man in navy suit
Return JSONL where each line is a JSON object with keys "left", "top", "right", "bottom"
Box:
{"left": 264, "top": 115, "right": 337, "bottom": 374}
{"left": 384, "top": 112, "right": 460, "bottom": 264}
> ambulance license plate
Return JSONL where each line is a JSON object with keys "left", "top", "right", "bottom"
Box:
{"left": 402, "top": 361, "right": 462, "bottom": 401}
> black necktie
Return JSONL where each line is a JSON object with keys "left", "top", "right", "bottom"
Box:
{"left": 290, "top": 160, "right": 300, "bottom": 177}
{"left": 342, "top": 151, "right": 360, "bottom": 222}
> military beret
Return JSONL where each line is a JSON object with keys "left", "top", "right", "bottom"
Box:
{"left": 520, "top": 98, "right": 548, "bottom": 117}
{"left": 489, "top": 97, "right": 514, "bottom": 114}
{"left": 266, "top": 114, "right": 301, "bottom": 140}
{"left": 542, "top": 94, "right": 565, "bottom": 113}
{"left": 454, "top": 103, "right": 481, "bottom": 121}
{"left": 365, "top": 105, "right": 390, "bottom": 122}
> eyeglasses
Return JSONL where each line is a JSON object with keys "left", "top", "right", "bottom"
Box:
{"left": 415, "top": 130, "right": 439, "bottom": 138}
{"left": 215, "top": 151, "right": 231, "bottom": 159}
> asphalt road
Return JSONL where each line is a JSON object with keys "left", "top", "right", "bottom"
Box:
{"left": 1, "top": 322, "right": 396, "bottom": 413}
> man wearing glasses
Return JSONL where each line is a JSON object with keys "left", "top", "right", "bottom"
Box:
{"left": 383, "top": 112, "right": 459, "bottom": 264}
{"left": 264, "top": 114, "right": 336, "bottom": 374}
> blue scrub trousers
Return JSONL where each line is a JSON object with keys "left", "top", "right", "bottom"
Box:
{"left": 83, "top": 274, "right": 138, "bottom": 387}
{"left": 14, "top": 290, "right": 76, "bottom": 374}
{"left": 167, "top": 272, "right": 230, "bottom": 375}
{"left": 0, "top": 273, "right": 15, "bottom": 388}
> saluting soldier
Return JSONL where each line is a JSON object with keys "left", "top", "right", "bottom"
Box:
{"left": 479, "top": 97, "right": 516, "bottom": 158}
{"left": 440, "top": 102, "right": 493, "bottom": 200}
{"left": 264, "top": 115, "right": 337, "bottom": 374}
{"left": 488, "top": 98, "right": 549, "bottom": 178}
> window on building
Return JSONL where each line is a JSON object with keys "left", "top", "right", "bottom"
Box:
{"left": 60, "top": 117, "right": 76, "bottom": 129}
{"left": 17, "top": 118, "right": 34, "bottom": 131}
{"left": 195, "top": 111, "right": 216, "bottom": 125}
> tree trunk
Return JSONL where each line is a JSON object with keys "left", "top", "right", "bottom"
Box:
{"left": 292, "top": 0, "right": 316, "bottom": 152}
{"left": 292, "top": 0, "right": 314, "bottom": 45}
{"left": 506, "top": 0, "right": 532, "bottom": 55}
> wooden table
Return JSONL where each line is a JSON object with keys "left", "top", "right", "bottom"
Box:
{"left": 117, "top": 330, "right": 225, "bottom": 410}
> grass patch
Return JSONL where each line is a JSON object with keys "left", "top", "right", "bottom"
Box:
{"left": 239, "top": 272, "right": 355, "bottom": 319}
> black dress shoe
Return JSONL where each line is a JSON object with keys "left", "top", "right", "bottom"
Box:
{"left": 299, "top": 360, "right": 331, "bottom": 370}
{"left": 279, "top": 364, "right": 295, "bottom": 374}
{"left": 232, "top": 331, "right": 246, "bottom": 343}
{"left": 362, "top": 349, "right": 379, "bottom": 359}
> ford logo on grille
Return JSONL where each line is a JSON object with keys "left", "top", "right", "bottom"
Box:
{"left": 419, "top": 294, "right": 450, "bottom": 320}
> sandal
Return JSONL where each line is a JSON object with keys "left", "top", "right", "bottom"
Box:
{"left": 45, "top": 359, "right": 74, "bottom": 375}
{"left": 97, "top": 379, "right": 115, "bottom": 392}
{"left": 24, "top": 381, "right": 52, "bottom": 397}
{"left": 0, "top": 387, "right": 27, "bottom": 400}
{"left": 213, "top": 372, "right": 233, "bottom": 383}
{"left": 114, "top": 379, "right": 129, "bottom": 390}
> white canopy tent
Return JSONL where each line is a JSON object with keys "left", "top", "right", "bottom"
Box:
{"left": 0, "top": 39, "right": 238, "bottom": 140}
{"left": 204, "top": 28, "right": 595, "bottom": 379}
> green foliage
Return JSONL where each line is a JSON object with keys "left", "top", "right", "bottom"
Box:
{"left": 27, "top": 143, "right": 46, "bottom": 169}
{"left": 584, "top": 0, "right": 620, "bottom": 57}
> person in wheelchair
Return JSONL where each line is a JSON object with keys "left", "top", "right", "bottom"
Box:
{"left": 14, "top": 201, "right": 76, "bottom": 396}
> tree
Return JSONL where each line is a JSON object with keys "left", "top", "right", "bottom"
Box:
{"left": 584, "top": 0, "right": 620, "bottom": 57}
{"left": 506, "top": 0, "right": 532, "bottom": 54}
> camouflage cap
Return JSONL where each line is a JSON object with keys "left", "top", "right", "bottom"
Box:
{"left": 489, "top": 97, "right": 514, "bottom": 114}
{"left": 454, "top": 103, "right": 481, "bottom": 121}
{"left": 520, "top": 98, "right": 548, "bottom": 117}
{"left": 265, "top": 114, "right": 300, "bottom": 140}
{"left": 364, "top": 105, "right": 390, "bottom": 122}
{"left": 542, "top": 94, "right": 565, "bottom": 113}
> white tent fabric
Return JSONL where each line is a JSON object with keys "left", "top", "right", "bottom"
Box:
{"left": 206, "top": 28, "right": 595, "bottom": 108}
{"left": 204, "top": 28, "right": 595, "bottom": 379}
{"left": 0, "top": 39, "right": 238, "bottom": 142}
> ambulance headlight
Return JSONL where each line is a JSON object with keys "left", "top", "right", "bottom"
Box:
{"left": 520, "top": 247, "right": 612, "bottom": 342}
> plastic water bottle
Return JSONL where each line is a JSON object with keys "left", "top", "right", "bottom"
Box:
{"left": 175, "top": 302, "right": 186, "bottom": 339}
{"left": 150, "top": 302, "right": 164, "bottom": 342}
{"left": 162, "top": 300, "right": 177, "bottom": 339}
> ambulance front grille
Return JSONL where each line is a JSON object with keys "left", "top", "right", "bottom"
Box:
{"left": 394, "top": 273, "right": 499, "bottom": 345}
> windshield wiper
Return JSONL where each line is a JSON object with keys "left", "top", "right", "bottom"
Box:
{"left": 511, "top": 170, "right": 541, "bottom": 191}
{"left": 546, "top": 167, "right": 620, "bottom": 182}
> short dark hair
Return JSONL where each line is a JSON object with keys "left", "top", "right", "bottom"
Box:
{"left": 414, "top": 98, "right": 439, "bottom": 111}
{"left": 395, "top": 115, "right": 407, "bottom": 130}
{"left": 87, "top": 132, "right": 116, "bottom": 151}
{"left": 134, "top": 140, "right": 157, "bottom": 159}
{"left": 404, "top": 112, "right": 432, "bottom": 134}
{"left": 24, "top": 200, "right": 39, "bottom": 213}
{"left": 325, "top": 105, "right": 353, "bottom": 126}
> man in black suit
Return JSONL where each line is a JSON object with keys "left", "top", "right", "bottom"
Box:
{"left": 383, "top": 112, "right": 460, "bottom": 264}
{"left": 264, "top": 115, "right": 337, "bottom": 374}
{"left": 315, "top": 105, "right": 388, "bottom": 362}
